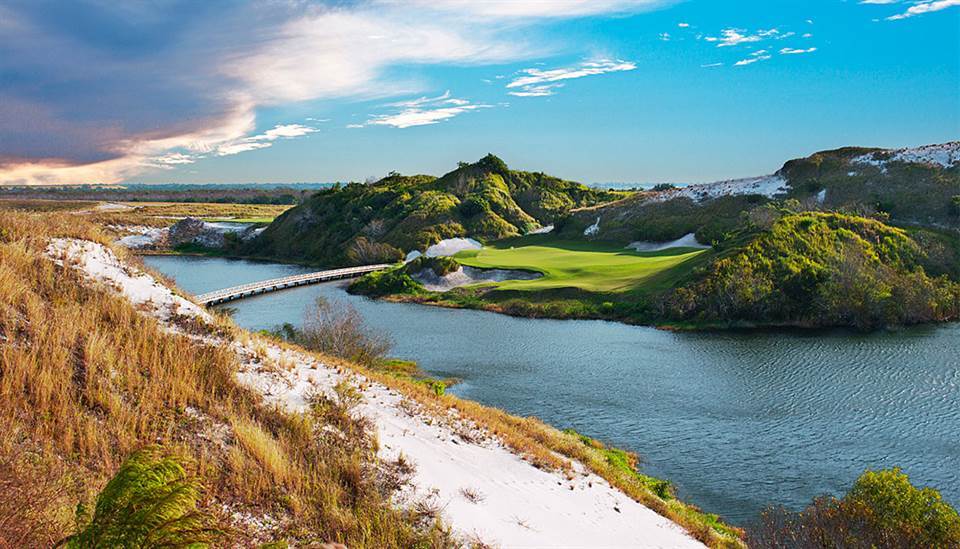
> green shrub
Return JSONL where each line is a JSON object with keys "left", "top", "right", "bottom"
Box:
{"left": 65, "top": 447, "right": 221, "bottom": 548}
{"left": 458, "top": 195, "right": 491, "bottom": 217}
{"left": 348, "top": 268, "right": 425, "bottom": 297}
{"left": 748, "top": 468, "right": 960, "bottom": 548}
{"left": 404, "top": 256, "right": 460, "bottom": 277}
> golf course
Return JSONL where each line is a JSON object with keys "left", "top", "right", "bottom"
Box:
{"left": 453, "top": 235, "right": 709, "bottom": 293}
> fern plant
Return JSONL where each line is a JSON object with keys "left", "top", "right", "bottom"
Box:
{"left": 63, "top": 447, "right": 221, "bottom": 548}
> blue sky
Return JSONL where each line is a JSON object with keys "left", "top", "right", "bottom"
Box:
{"left": 1, "top": 0, "right": 957, "bottom": 185}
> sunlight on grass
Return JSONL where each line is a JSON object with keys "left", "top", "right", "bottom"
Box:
{"left": 455, "top": 236, "right": 707, "bottom": 292}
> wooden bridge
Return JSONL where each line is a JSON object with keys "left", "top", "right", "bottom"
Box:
{"left": 195, "top": 264, "right": 392, "bottom": 306}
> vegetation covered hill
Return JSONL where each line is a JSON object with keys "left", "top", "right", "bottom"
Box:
{"left": 245, "top": 154, "right": 619, "bottom": 266}
{"left": 560, "top": 142, "right": 960, "bottom": 244}
{"left": 352, "top": 208, "right": 960, "bottom": 330}
{"left": 660, "top": 212, "right": 960, "bottom": 329}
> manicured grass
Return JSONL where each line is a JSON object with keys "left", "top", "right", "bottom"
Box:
{"left": 454, "top": 235, "right": 707, "bottom": 293}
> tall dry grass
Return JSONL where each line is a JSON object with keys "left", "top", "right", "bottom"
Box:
{"left": 0, "top": 210, "right": 451, "bottom": 547}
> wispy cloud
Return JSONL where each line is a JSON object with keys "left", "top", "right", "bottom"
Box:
{"left": 357, "top": 92, "right": 491, "bottom": 128}
{"left": 214, "top": 124, "right": 318, "bottom": 156}
{"left": 734, "top": 50, "right": 772, "bottom": 66}
{"left": 506, "top": 59, "right": 636, "bottom": 97}
{"left": 706, "top": 28, "right": 778, "bottom": 47}
{"left": 887, "top": 0, "right": 960, "bottom": 19}
{"left": 704, "top": 27, "right": 799, "bottom": 48}
{"left": 780, "top": 47, "right": 817, "bottom": 55}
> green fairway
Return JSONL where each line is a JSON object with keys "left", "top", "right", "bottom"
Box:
{"left": 454, "top": 236, "right": 708, "bottom": 293}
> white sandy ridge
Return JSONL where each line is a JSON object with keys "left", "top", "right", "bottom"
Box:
{"left": 649, "top": 175, "right": 788, "bottom": 204}
{"left": 853, "top": 142, "right": 960, "bottom": 170}
{"left": 46, "top": 238, "right": 704, "bottom": 549}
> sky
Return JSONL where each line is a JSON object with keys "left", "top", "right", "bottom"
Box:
{"left": 1, "top": 0, "right": 958, "bottom": 185}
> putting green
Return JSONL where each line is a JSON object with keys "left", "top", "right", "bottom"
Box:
{"left": 454, "top": 237, "right": 708, "bottom": 293}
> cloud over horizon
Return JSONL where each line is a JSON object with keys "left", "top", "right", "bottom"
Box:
{"left": 0, "top": 1, "right": 651, "bottom": 185}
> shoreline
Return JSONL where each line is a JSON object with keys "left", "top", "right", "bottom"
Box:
{"left": 65, "top": 238, "right": 743, "bottom": 547}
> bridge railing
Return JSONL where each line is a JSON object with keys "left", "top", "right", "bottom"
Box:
{"left": 194, "top": 263, "right": 392, "bottom": 305}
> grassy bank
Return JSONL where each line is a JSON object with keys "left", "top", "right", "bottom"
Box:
{"left": 0, "top": 210, "right": 744, "bottom": 547}
{"left": 0, "top": 211, "right": 454, "bottom": 547}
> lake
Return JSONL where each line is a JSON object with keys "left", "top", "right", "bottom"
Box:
{"left": 144, "top": 254, "right": 960, "bottom": 525}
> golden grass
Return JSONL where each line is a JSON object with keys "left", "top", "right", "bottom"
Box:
{"left": 0, "top": 209, "right": 743, "bottom": 547}
{"left": 89, "top": 201, "right": 291, "bottom": 227}
{"left": 231, "top": 418, "right": 292, "bottom": 484}
{"left": 0, "top": 198, "right": 93, "bottom": 213}
{"left": 0, "top": 210, "right": 451, "bottom": 547}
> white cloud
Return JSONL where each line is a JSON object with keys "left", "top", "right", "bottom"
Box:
{"left": 700, "top": 62, "right": 723, "bottom": 68}
{"left": 735, "top": 50, "right": 772, "bottom": 66}
{"left": 378, "top": 0, "right": 667, "bottom": 18}
{"left": 508, "top": 83, "right": 566, "bottom": 97}
{"left": 887, "top": 0, "right": 960, "bottom": 19}
{"left": 358, "top": 92, "right": 491, "bottom": 128}
{"left": 213, "top": 123, "right": 318, "bottom": 156}
{"left": 0, "top": 1, "right": 666, "bottom": 185}
{"left": 706, "top": 28, "right": 780, "bottom": 47}
{"left": 506, "top": 59, "right": 636, "bottom": 97}
{"left": 780, "top": 47, "right": 817, "bottom": 55}
{"left": 678, "top": 22, "right": 690, "bottom": 27}
{"left": 659, "top": 32, "right": 671, "bottom": 41}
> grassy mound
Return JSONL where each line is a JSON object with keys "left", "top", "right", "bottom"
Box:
{"left": 662, "top": 212, "right": 960, "bottom": 329}
{"left": 245, "top": 154, "right": 620, "bottom": 266}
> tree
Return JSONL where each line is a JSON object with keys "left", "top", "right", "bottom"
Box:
{"left": 748, "top": 468, "right": 960, "bottom": 548}
{"left": 296, "top": 297, "right": 392, "bottom": 367}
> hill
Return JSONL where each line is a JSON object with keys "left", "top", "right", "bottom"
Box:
{"left": 351, "top": 209, "right": 959, "bottom": 330}
{"left": 660, "top": 212, "right": 960, "bottom": 329}
{"left": 244, "top": 154, "right": 619, "bottom": 266}
{"left": 559, "top": 142, "right": 960, "bottom": 244}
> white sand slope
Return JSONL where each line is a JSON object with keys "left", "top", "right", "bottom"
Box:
{"left": 854, "top": 142, "right": 960, "bottom": 170}
{"left": 648, "top": 175, "right": 788, "bottom": 204}
{"left": 47, "top": 238, "right": 705, "bottom": 549}
{"left": 626, "top": 233, "right": 710, "bottom": 252}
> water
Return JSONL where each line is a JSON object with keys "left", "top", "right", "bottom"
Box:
{"left": 145, "top": 254, "right": 960, "bottom": 525}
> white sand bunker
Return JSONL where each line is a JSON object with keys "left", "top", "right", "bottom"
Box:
{"left": 626, "top": 233, "right": 710, "bottom": 252}
{"left": 425, "top": 237, "right": 482, "bottom": 257}
{"left": 413, "top": 265, "right": 541, "bottom": 292}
